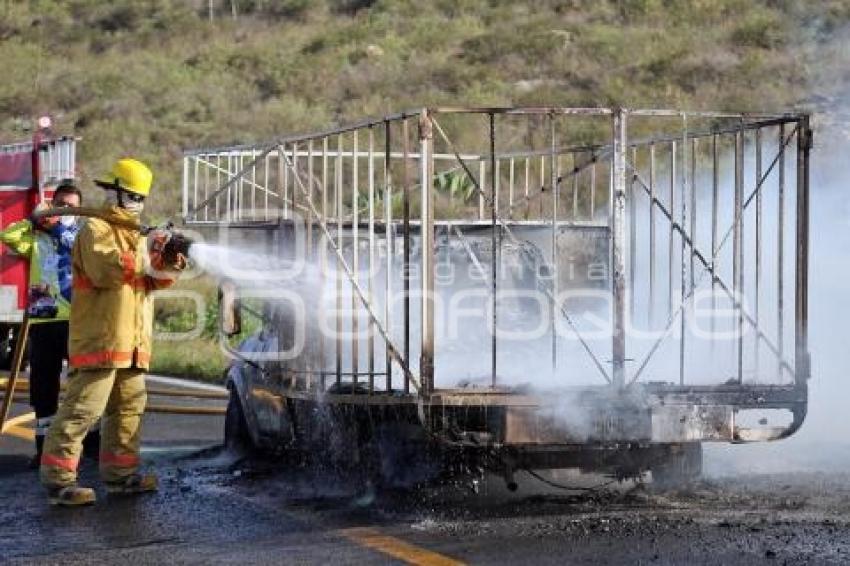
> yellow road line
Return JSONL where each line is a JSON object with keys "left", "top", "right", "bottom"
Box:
{"left": 2, "top": 411, "right": 36, "bottom": 441}
{"left": 2, "top": 411, "right": 35, "bottom": 430}
{"left": 339, "top": 527, "right": 465, "bottom": 566}
{"left": 4, "top": 424, "right": 34, "bottom": 442}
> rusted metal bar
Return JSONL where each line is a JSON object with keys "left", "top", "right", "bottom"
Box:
{"left": 420, "top": 110, "right": 435, "bottom": 394}
{"left": 711, "top": 134, "right": 718, "bottom": 342}
{"left": 611, "top": 109, "right": 628, "bottom": 388}
{"left": 734, "top": 127, "right": 744, "bottom": 384}
{"left": 508, "top": 157, "right": 515, "bottom": 220}
{"left": 368, "top": 127, "right": 376, "bottom": 392}
{"left": 690, "top": 138, "right": 697, "bottom": 293}
{"left": 679, "top": 117, "right": 688, "bottom": 386}
{"left": 590, "top": 160, "right": 596, "bottom": 219}
{"left": 384, "top": 120, "right": 393, "bottom": 391}
{"left": 478, "top": 160, "right": 486, "bottom": 220}
{"left": 777, "top": 124, "right": 785, "bottom": 380}
{"left": 336, "top": 134, "right": 344, "bottom": 386}
{"left": 795, "top": 117, "right": 811, "bottom": 384}
{"left": 649, "top": 143, "right": 656, "bottom": 325}
{"left": 352, "top": 131, "right": 360, "bottom": 385}
{"left": 489, "top": 112, "right": 498, "bottom": 388}
{"left": 251, "top": 149, "right": 257, "bottom": 215}
{"left": 320, "top": 136, "right": 329, "bottom": 390}
{"left": 629, "top": 147, "right": 637, "bottom": 322}
{"left": 402, "top": 118, "right": 411, "bottom": 394}
{"left": 669, "top": 140, "right": 676, "bottom": 317}
{"left": 755, "top": 128, "right": 762, "bottom": 379}
{"left": 524, "top": 157, "right": 530, "bottom": 219}
{"left": 550, "top": 114, "right": 558, "bottom": 372}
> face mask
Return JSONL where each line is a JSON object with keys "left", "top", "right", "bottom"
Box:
{"left": 58, "top": 215, "right": 77, "bottom": 228}
{"left": 122, "top": 200, "right": 144, "bottom": 214}
{"left": 103, "top": 188, "right": 144, "bottom": 214}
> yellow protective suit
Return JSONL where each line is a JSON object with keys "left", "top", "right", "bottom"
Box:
{"left": 40, "top": 204, "right": 184, "bottom": 487}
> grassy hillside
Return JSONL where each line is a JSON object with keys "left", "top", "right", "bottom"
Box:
{"left": 2, "top": 0, "right": 846, "bottom": 380}
{"left": 1, "top": 0, "right": 847, "bottom": 216}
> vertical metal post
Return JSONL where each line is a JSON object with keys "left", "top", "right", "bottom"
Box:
{"left": 402, "top": 118, "right": 411, "bottom": 394}
{"left": 611, "top": 109, "right": 628, "bottom": 389}
{"left": 320, "top": 137, "right": 328, "bottom": 391}
{"left": 263, "top": 150, "right": 270, "bottom": 221}
{"left": 668, "top": 141, "right": 676, "bottom": 316}
{"left": 690, "top": 138, "right": 697, "bottom": 293}
{"left": 734, "top": 127, "right": 744, "bottom": 383}
{"left": 795, "top": 117, "right": 811, "bottom": 385}
{"left": 539, "top": 155, "right": 545, "bottom": 220}
{"left": 215, "top": 154, "right": 221, "bottom": 220}
{"left": 777, "top": 124, "right": 785, "bottom": 380}
{"left": 629, "top": 147, "right": 637, "bottom": 322}
{"left": 549, "top": 115, "right": 558, "bottom": 372}
{"left": 679, "top": 116, "right": 688, "bottom": 386}
{"left": 754, "top": 128, "right": 762, "bottom": 380}
{"left": 649, "top": 144, "right": 656, "bottom": 325}
{"left": 352, "top": 132, "right": 360, "bottom": 385}
{"left": 283, "top": 145, "right": 290, "bottom": 219}
{"left": 368, "top": 127, "right": 376, "bottom": 392}
{"left": 384, "top": 120, "right": 393, "bottom": 391}
{"left": 590, "top": 161, "right": 596, "bottom": 220}
{"left": 420, "top": 110, "right": 435, "bottom": 394}
{"left": 182, "top": 157, "right": 189, "bottom": 219}
{"left": 479, "top": 160, "right": 486, "bottom": 220}
{"left": 508, "top": 157, "right": 515, "bottom": 220}
{"left": 336, "top": 134, "right": 344, "bottom": 386}
{"left": 489, "top": 113, "right": 498, "bottom": 387}
{"left": 193, "top": 156, "right": 199, "bottom": 221}
{"left": 227, "top": 153, "right": 233, "bottom": 222}
{"left": 572, "top": 153, "right": 579, "bottom": 219}
{"left": 524, "top": 157, "right": 530, "bottom": 219}
{"left": 251, "top": 149, "right": 257, "bottom": 215}
{"left": 711, "top": 134, "right": 719, "bottom": 342}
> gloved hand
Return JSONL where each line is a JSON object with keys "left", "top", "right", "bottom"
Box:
{"left": 147, "top": 227, "right": 189, "bottom": 272}
{"left": 31, "top": 202, "right": 58, "bottom": 229}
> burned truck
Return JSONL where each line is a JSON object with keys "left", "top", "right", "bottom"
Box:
{"left": 181, "top": 107, "right": 811, "bottom": 487}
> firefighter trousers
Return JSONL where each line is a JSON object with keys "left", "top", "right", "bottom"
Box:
{"left": 40, "top": 367, "right": 146, "bottom": 488}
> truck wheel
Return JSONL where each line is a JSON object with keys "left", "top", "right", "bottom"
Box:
{"left": 224, "top": 388, "right": 254, "bottom": 453}
{"left": 651, "top": 443, "right": 702, "bottom": 489}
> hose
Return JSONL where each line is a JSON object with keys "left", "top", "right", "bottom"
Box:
{"left": 30, "top": 206, "right": 151, "bottom": 233}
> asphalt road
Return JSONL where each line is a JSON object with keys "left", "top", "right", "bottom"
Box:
{"left": 2, "top": 376, "right": 850, "bottom": 565}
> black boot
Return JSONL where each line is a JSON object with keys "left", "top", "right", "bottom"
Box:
{"left": 29, "top": 435, "right": 44, "bottom": 470}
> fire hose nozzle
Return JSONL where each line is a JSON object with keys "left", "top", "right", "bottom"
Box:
{"left": 148, "top": 223, "right": 194, "bottom": 265}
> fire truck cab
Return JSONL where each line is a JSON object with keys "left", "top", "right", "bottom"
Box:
{"left": 0, "top": 133, "right": 77, "bottom": 368}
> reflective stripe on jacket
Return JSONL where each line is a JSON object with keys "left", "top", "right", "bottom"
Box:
{"left": 68, "top": 206, "right": 176, "bottom": 370}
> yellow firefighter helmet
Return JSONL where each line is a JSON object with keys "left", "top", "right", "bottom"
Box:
{"left": 94, "top": 158, "right": 152, "bottom": 197}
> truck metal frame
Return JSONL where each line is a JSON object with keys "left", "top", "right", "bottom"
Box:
{"left": 182, "top": 107, "right": 810, "bottom": 483}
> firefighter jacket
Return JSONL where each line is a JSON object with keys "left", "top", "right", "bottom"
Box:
{"left": 0, "top": 218, "right": 80, "bottom": 323}
{"left": 68, "top": 205, "right": 183, "bottom": 370}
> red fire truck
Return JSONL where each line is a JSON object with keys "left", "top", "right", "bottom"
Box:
{"left": 0, "top": 131, "right": 77, "bottom": 368}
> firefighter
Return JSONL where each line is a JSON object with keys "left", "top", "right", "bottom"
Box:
{"left": 40, "top": 158, "right": 187, "bottom": 506}
{"left": 0, "top": 180, "right": 100, "bottom": 468}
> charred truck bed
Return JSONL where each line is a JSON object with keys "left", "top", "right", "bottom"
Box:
{"left": 181, "top": 107, "right": 811, "bottom": 487}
